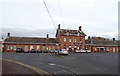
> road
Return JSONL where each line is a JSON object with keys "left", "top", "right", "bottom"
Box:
{"left": 2, "top": 52, "right": 118, "bottom": 75}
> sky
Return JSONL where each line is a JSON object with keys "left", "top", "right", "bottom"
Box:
{"left": 0, "top": 0, "right": 119, "bottom": 40}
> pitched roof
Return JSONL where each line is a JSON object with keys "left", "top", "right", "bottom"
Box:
{"left": 85, "top": 37, "right": 118, "bottom": 46}
{"left": 4, "top": 37, "right": 59, "bottom": 44}
{"left": 56, "top": 29, "right": 86, "bottom": 37}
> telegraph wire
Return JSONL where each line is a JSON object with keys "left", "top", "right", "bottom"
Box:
{"left": 42, "top": 0, "right": 57, "bottom": 29}
{"left": 58, "top": 0, "right": 63, "bottom": 25}
{"left": 45, "top": 0, "right": 57, "bottom": 30}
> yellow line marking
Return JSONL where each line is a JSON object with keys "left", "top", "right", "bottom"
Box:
{"left": 2, "top": 58, "right": 52, "bottom": 76}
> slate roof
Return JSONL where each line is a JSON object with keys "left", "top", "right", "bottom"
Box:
{"left": 56, "top": 29, "right": 86, "bottom": 37}
{"left": 85, "top": 37, "right": 118, "bottom": 46}
{"left": 4, "top": 37, "right": 59, "bottom": 44}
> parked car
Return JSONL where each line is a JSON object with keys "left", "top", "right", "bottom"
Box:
{"left": 58, "top": 49, "right": 68, "bottom": 55}
{"left": 73, "top": 49, "right": 81, "bottom": 53}
{"left": 37, "top": 49, "right": 42, "bottom": 53}
{"left": 74, "top": 50, "right": 91, "bottom": 53}
{"left": 24, "top": 49, "right": 29, "bottom": 53}
{"left": 30, "top": 49, "right": 36, "bottom": 53}
{"left": 49, "top": 50, "right": 54, "bottom": 53}
{"left": 16, "top": 48, "right": 24, "bottom": 53}
{"left": 54, "top": 49, "right": 59, "bottom": 54}
{"left": 85, "top": 50, "right": 91, "bottom": 53}
{"left": 43, "top": 50, "right": 48, "bottom": 53}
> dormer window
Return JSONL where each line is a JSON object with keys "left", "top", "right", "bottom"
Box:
{"left": 77, "top": 32, "right": 80, "bottom": 36}
{"left": 67, "top": 30, "right": 69, "bottom": 35}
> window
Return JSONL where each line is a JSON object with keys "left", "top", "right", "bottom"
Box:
{"left": 37, "top": 45, "right": 40, "bottom": 50}
{"left": 25, "top": 45, "right": 28, "bottom": 51}
{"left": 30, "top": 45, "right": 33, "bottom": 50}
{"left": 69, "top": 38, "right": 72, "bottom": 42}
{"left": 13, "top": 45, "right": 16, "bottom": 50}
{"left": 64, "top": 38, "right": 67, "bottom": 42}
{"left": 74, "top": 45, "right": 77, "bottom": 48}
{"left": 49, "top": 46, "right": 51, "bottom": 50}
{"left": 0, "top": 44, "right": 1, "bottom": 47}
{"left": 79, "top": 46, "right": 82, "bottom": 50}
{"left": 77, "top": 33, "right": 80, "bottom": 36}
{"left": 74, "top": 38, "right": 77, "bottom": 42}
{"left": 7, "top": 44, "right": 11, "bottom": 50}
{"left": 80, "top": 38, "right": 82, "bottom": 42}
{"left": 63, "top": 45, "right": 66, "bottom": 49}
{"left": 69, "top": 45, "right": 72, "bottom": 48}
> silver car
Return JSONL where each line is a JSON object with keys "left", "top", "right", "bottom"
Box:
{"left": 58, "top": 49, "right": 68, "bottom": 55}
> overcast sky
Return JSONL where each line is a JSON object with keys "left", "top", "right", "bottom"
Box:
{"left": 0, "top": 0, "right": 119, "bottom": 39}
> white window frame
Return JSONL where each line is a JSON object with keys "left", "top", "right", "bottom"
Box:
{"left": 30, "top": 45, "right": 33, "bottom": 50}
{"left": 64, "top": 38, "right": 67, "bottom": 42}
{"left": 7, "top": 45, "right": 10, "bottom": 50}
{"left": 13, "top": 45, "right": 16, "bottom": 50}
{"left": 74, "top": 45, "right": 77, "bottom": 48}
{"left": 37, "top": 45, "right": 40, "bottom": 50}
{"left": 74, "top": 38, "right": 77, "bottom": 42}
{"left": 25, "top": 45, "right": 28, "bottom": 51}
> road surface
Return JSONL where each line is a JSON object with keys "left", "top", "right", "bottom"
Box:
{"left": 2, "top": 52, "right": 118, "bottom": 75}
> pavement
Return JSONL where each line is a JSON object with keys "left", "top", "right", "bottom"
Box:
{"left": 2, "top": 52, "right": 119, "bottom": 75}
{"left": 2, "top": 59, "right": 37, "bottom": 74}
{"left": 2, "top": 59, "right": 52, "bottom": 76}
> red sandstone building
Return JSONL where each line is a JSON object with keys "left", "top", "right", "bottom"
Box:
{"left": 3, "top": 33, "right": 59, "bottom": 52}
{"left": 56, "top": 24, "right": 86, "bottom": 52}
{"left": 3, "top": 25, "right": 119, "bottom": 52}
{"left": 85, "top": 37, "right": 118, "bottom": 52}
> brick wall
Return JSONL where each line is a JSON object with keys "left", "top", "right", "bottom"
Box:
{"left": 4, "top": 43, "right": 59, "bottom": 52}
{"left": 57, "top": 35, "right": 85, "bottom": 52}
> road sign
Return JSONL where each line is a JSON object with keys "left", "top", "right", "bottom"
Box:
{"left": 74, "top": 43, "right": 82, "bottom": 45}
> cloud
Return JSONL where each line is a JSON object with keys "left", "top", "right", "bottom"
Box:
{"left": 2, "top": 27, "right": 56, "bottom": 39}
{"left": 0, "top": 0, "right": 118, "bottom": 40}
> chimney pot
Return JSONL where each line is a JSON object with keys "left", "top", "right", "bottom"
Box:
{"left": 7, "top": 32, "right": 10, "bottom": 37}
{"left": 47, "top": 34, "right": 49, "bottom": 38}
{"left": 88, "top": 36, "right": 90, "bottom": 39}
{"left": 113, "top": 38, "right": 115, "bottom": 41}
{"left": 79, "top": 26, "right": 82, "bottom": 30}
{"left": 58, "top": 24, "right": 61, "bottom": 29}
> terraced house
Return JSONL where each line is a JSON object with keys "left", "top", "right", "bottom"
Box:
{"left": 3, "top": 33, "right": 59, "bottom": 52}
{"left": 85, "top": 37, "right": 118, "bottom": 52}
{"left": 3, "top": 25, "right": 119, "bottom": 52}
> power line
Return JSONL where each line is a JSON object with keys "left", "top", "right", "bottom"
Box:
{"left": 58, "top": 0, "right": 63, "bottom": 25}
{"left": 42, "top": 0, "right": 57, "bottom": 29}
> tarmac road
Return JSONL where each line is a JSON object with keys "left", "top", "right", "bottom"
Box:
{"left": 2, "top": 52, "right": 118, "bottom": 75}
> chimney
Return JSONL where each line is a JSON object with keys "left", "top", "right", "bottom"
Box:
{"left": 113, "top": 38, "right": 115, "bottom": 41}
{"left": 88, "top": 36, "right": 90, "bottom": 39}
{"left": 7, "top": 32, "right": 10, "bottom": 37}
{"left": 79, "top": 26, "right": 82, "bottom": 30}
{"left": 47, "top": 34, "right": 49, "bottom": 38}
{"left": 58, "top": 24, "right": 61, "bottom": 29}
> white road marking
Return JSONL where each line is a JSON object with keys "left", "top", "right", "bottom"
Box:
{"left": 49, "top": 63, "right": 56, "bottom": 66}
{"left": 70, "top": 69, "right": 79, "bottom": 74}
{"left": 48, "top": 62, "right": 79, "bottom": 74}
{"left": 62, "top": 70, "right": 72, "bottom": 74}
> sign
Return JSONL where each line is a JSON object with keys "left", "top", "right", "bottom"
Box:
{"left": 74, "top": 43, "right": 82, "bottom": 45}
